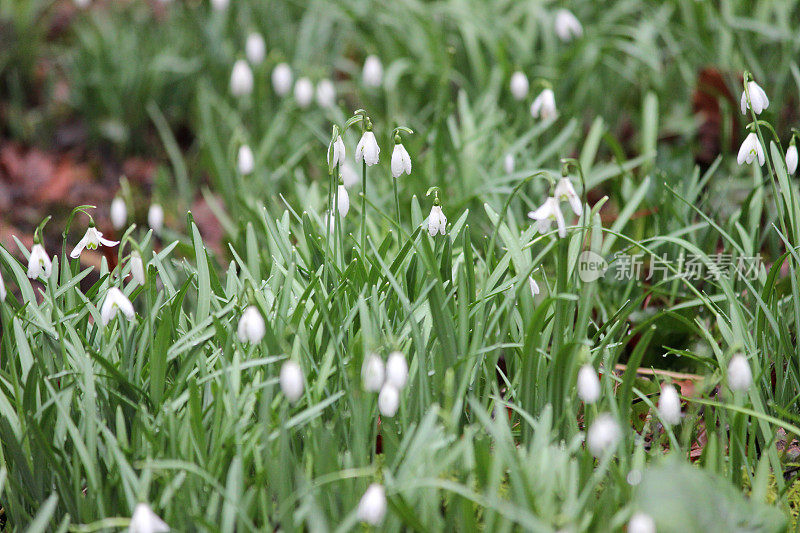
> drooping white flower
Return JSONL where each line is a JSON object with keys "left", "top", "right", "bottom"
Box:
{"left": 70, "top": 226, "right": 119, "bottom": 259}
{"left": 341, "top": 161, "right": 359, "bottom": 188}
{"left": 337, "top": 185, "right": 350, "bottom": 217}
{"left": 577, "top": 364, "right": 601, "bottom": 404}
{"left": 727, "top": 354, "right": 753, "bottom": 392}
{"left": 271, "top": 63, "right": 293, "bottom": 96}
{"left": 245, "top": 33, "right": 265, "bottom": 65}
{"left": 385, "top": 351, "right": 408, "bottom": 389}
{"left": 0, "top": 269, "right": 5, "bottom": 301}
{"left": 316, "top": 79, "right": 336, "bottom": 108}
{"left": 148, "top": 203, "right": 164, "bottom": 233}
{"left": 554, "top": 9, "right": 583, "bottom": 41}
{"left": 130, "top": 251, "right": 145, "bottom": 286}
{"left": 786, "top": 143, "right": 798, "bottom": 175}
{"left": 427, "top": 205, "right": 447, "bottom": 236}
{"left": 100, "top": 287, "right": 135, "bottom": 326}
{"left": 294, "top": 77, "right": 314, "bottom": 108}
{"left": 528, "top": 197, "right": 566, "bottom": 238}
{"left": 74, "top": 0, "right": 90, "bottom": 7}
{"left": 362, "top": 55, "right": 383, "bottom": 88}
{"left": 504, "top": 153, "right": 515, "bottom": 174}
{"left": 628, "top": 512, "right": 656, "bottom": 533}
{"left": 530, "top": 89, "right": 557, "bottom": 121}
{"left": 658, "top": 384, "right": 682, "bottom": 426}
{"left": 378, "top": 383, "right": 400, "bottom": 417}
{"left": 280, "top": 360, "right": 304, "bottom": 403}
{"left": 328, "top": 135, "right": 346, "bottom": 168}
{"left": 129, "top": 502, "right": 169, "bottom": 533}
{"left": 586, "top": 414, "right": 621, "bottom": 457}
{"left": 391, "top": 143, "right": 412, "bottom": 178}
{"left": 528, "top": 277, "right": 540, "bottom": 297}
{"left": 357, "top": 483, "right": 386, "bottom": 525}
{"left": 238, "top": 145, "right": 254, "bottom": 175}
{"left": 110, "top": 197, "right": 127, "bottom": 230}
{"left": 355, "top": 131, "right": 380, "bottom": 166}
{"left": 237, "top": 305, "right": 265, "bottom": 344}
{"left": 509, "top": 71, "right": 529, "bottom": 101}
{"left": 210, "top": 0, "right": 228, "bottom": 11}
{"left": 737, "top": 132, "right": 765, "bottom": 167}
{"left": 362, "top": 353, "right": 385, "bottom": 392}
{"left": 27, "top": 243, "right": 52, "bottom": 280}
{"left": 230, "top": 60, "right": 253, "bottom": 97}
{"left": 740, "top": 80, "right": 769, "bottom": 115}
{"left": 554, "top": 177, "right": 582, "bottom": 216}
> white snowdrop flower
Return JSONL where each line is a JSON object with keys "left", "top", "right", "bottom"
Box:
{"left": 272, "top": 63, "right": 293, "bottom": 96}
{"left": 70, "top": 225, "right": 119, "bottom": 259}
{"left": 727, "top": 354, "right": 753, "bottom": 392}
{"left": 230, "top": 60, "right": 253, "bottom": 97}
{"left": 245, "top": 33, "right": 265, "bottom": 65}
{"left": 74, "top": 0, "right": 90, "bottom": 7}
{"left": 378, "top": 383, "right": 400, "bottom": 417}
{"left": 509, "top": 71, "right": 529, "bottom": 101}
{"left": 0, "top": 269, "right": 5, "bottom": 301}
{"left": 391, "top": 142, "right": 412, "bottom": 178}
{"left": 357, "top": 483, "right": 386, "bottom": 525}
{"left": 740, "top": 80, "right": 769, "bottom": 115}
{"left": 148, "top": 203, "right": 164, "bottom": 233}
{"left": 210, "top": 0, "right": 228, "bottom": 11}
{"left": 554, "top": 177, "right": 582, "bottom": 216}
{"left": 328, "top": 135, "right": 346, "bottom": 168}
{"left": 503, "top": 153, "right": 515, "bottom": 174}
{"left": 129, "top": 503, "right": 169, "bottom": 533}
{"left": 341, "top": 161, "right": 359, "bottom": 188}
{"left": 586, "top": 414, "right": 621, "bottom": 457}
{"left": 528, "top": 277, "right": 540, "bottom": 297}
{"left": 554, "top": 9, "right": 583, "bottom": 41}
{"left": 337, "top": 185, "right": 350, "bottom": 217}
{"left": 628, "top": 512, "right": 656, "bottom": 533}
{"left": 528, "top": 197, "right": 566, "bottom": 238}
{"left": 362, "top": 353, "right": 385, "bottom": 392}
{"left": 355, "top": 131, "right": 380, "bottom": 166}
{"left": 316, "top": 79, "right": 336, "bottom": 108}
{"left": 737, "top": 132, "right": 765, "bottom": 167}
{"left": 130, "top": 251, "right": 145, "bottom": 286}
{"left": 280, "top": 360, "right": 304, "bottom": 403}
{"left": 100, "top": 287, "right": 135, "bottom": 326}
{"left": 362, "top": 55, "right": 383, "bottom": 88}
{"left": 27, "top": 243, "right": 52, "bottom": 280}
{"left": 786, "top": 143, "right": 798, "bottom": 175}
{"left": 530, "top": 89, "right": 557, "bottom": 121}
{"left": 577, "top": 364, "right": 601, "bottom": 404}
{"left": 294, "top": 77, "right": 314, "bottom": 108}
{"left": 237, "top": 305, "right": 265, "bottom": 344}
{"left": 427, "top": 205, "right": 447, "bottom": 236}
{"left": 238, "top": 145, "right": 255, "bottom": 175}
{"left": 385, "top": 351, "right": 408, "bottom": 389}
{"left": 658, "top": 384, "right": 682, "bottom": 426}
{"left": 110, "top": 197, "right": 127, "bottom": 230}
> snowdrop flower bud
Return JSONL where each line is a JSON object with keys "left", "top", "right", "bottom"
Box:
{"left": 341, "top": 161, "right": 359, "bottom": 188}
{"left": 737, "top": 132, "right": 765, "bottom": 167}
{"left": 554, "top": 177, "right": 582, "bottom": 216}
{"left": 385, "top": 351, "right": 408, "bottom": 389}
{"left": 740, "top": 80, "right": 769, "bottom": 115}
{"left": 0, "top": 270, "right": 5, "bottom": 301}
{"left": 503, "top": 153, "right": 515, "bottom": 174}
{"left": 129, "top": 502, "right": 169, "bottom": 533}
{"left": 337, "top": 185, "right": 350, "bottom": 217}
{"left": 110, "top": 197, "right": 127, "bottom": 230}
{"left": 528, "top": 197, "right": 566, "bottom": 238}
{"left": 355, "top": 130, "right": 380, "bottom": 166}
{"left": 280, "top": 360, "right": 304, "bottom": 403}
{"left": 554, "top": 9, "right": 583, "bottom": 41}
{"left": 727, "top": 354, "right": 753, "bottom": 392}
{"left": 628, "top": 512, "right": 656, "bottom": 533}
{"left": 74, "top": 0, "right": 90, "bottom": 7}
{"left": 786, "top": 141, "right": 798, "bottom": 175}
{"left": 237, "top": 305, "right": 265, "bottom": 344}
{"left": 27, "top": 243, "right": 53, "bottom": 280}
{"left": 391, "top": 138, "right": 412, "bottom": 178}
{"left": 427, "top": 204, "right": 447, "bottom": 236}
{"left": 357, "top": 483, "right": 386, "bottom": 525}
{"left": 316, "top": 79, "right": 336, "bottom": 108}
{"left": 577, "top": 364, "right": 601, "bottom": 404}
{"left": 362, "top": 55, "right": 383, "bottom": 88}
{"left": 148, "top": 203, "right": 164, "bottom": 233}
{"left": 230, "top": 60, "right": 253, "bottom": 97}
{"left": 294, "top": 77, "right": 314, "bottom": 108}
{"left": 70, "top": 224, "right": 119, "bottom": 258}
{"left": 100, "top": 287, "right": 135, "bottom": 326}
{"left": 658, "top": 384, "right": 681, "bottom": 426}
{"left": 238, "top": 145, "right": 254, "bottom": 175}
{"left": 509, "top": 71, "right": 529, "bottom": 101}
{"left": 528, "top": 277, "right": 540, "bottom": 297}
{"left": 130, "top": 251, "right": 145, "bottom": 286}
{"left": 361, "top": 353, "right": 385, "bottom": 392}
{"left": 530, "top": 89, "right": 557, "bottom": 121}
{"left": 586, "top": 414, "right": 621, "bottom": 457}
{"left": 245, "top": 33, "right": 265, "bottom": 65}
{"left": 272, "top": 63, "right": 293, "bottom": 96}
{"left": 210, "top": 0, "right": 228, "bottom": 11}
{"left": 378, "top": 383, "right": 400, "bottom": 417}
{"left": 328, "top": 135, "right": 346, "bottom": 168}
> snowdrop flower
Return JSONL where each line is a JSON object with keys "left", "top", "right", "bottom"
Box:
{"left": 355, "top": 130, "right": 380, "bottom": 166}
{"left": 272, "top": 63, "right": 293, "bottom": 96}
{"left": 391, "top": 139, "right": 412, "bottom": 178}
{"left": 658, "top": 384, "right": 682, "bottom": 426}
{"left": 509, "top": 71, "right": 529, "bottom": 101}
{"left": 341, "top": 161, "right": 359, "bottom": 188}
{"left": 110, "top": 197, "right": 127, "bottom": 230}
{"left": 786, "top": 141, "right": 798, "bottom": 175}
{"left": 148, "top": 203, "right": 164, "bottom": 233}
{"left": 337, "top": 185, "right": 350, "bottom": 217}
{"left": 129, "top": 503, "right": 169, "bottom": 533}
{"left": 294, "top": 77, "right": 314, "bottom": 108}
{"left": 245, "top": 33, "right": 265, "bottom": 65}
{"left": 230, "top": 60, "right": 253, "bottom": 97}
{"left": 528, "top": 197, "right": 566, "bottom": 238}
{"left": 238, "top": 145, "right": 254, "bottom": 175}
{"left": 554, "top": 9, "right": 583, "bottom": 41}
{"left": 74, "top": 0, "right": 90, "bottom": 7}
{"left": 362, "top": 353, "right": 385, "bottom": 392}
{"left": 362, "top": 55, "right": 383, "bottom": 88}
{"left": 586, "top": 414, "right": 621, "bottom": 457}
{"left": 504, "top": 153, "right": 515, "bottom": 174}
{"left": 577, "top": 364, "right": 600, "bottom": 404}
{"left": 554, "top": 177, "right": 582, "bottom": 216}
{"left": 727, "top": 354, "right": 753, "bottom": 392}
{"left": 530, "top": 89, "right": 557, "bottom": 121}
{"left": 210, "top": 0, "right": 228, "bottom": 11}
{"left": 100, "top": 287, "right": 135, "bottom": 326}
{"left": 316, "top": 79, "right": 336, "bottom": 108}
{"left": 237, "top": 305, "right": 265, "bottom": 344}
{"left": 740, "top": 80, "right": 769, "bottom": 115}
{"left": 528, "top": 277, "right": 540, "bottom": 297}
{"left": 357, "top": 483, "right": 387, "bottom": 525}
{"left": 328, "top": 135, "right": 346, "bottom": 168}
{"left": 280, "top": 360, "right": 304, "bottom": 403}
{"left": 70, "top": 225, "right": 119, "bottom": 259}
{"left": 427, "top": 204, "right": 447, "bottom": 236}
{"left": 378, "top": 383, "right": 400, "bottom": 417}
{"left": 385, "top": 351, "right": 408, "bottom": 389}
{"left": 27, "top": 243, "right": 52, "bottom": 280}
{"left": 737, "top": 132, "right": 765, "bottom": 167}
{"left": 130, "top": 251, "right": 145, "bottom": 286}
{"left": 0, "top": 270, "right": 5, "bottom": 301}
{"left": 628, "top": 513, "right": 656, "bottom": 533}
